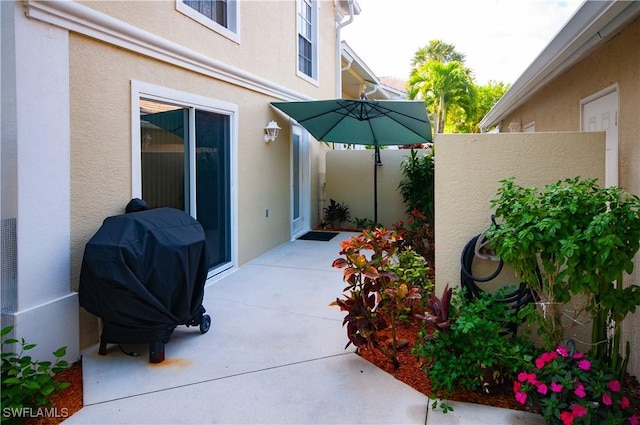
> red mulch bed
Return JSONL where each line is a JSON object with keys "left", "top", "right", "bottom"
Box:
{"left": 357, "top": 315, "right": 640, "bottom": 416}
{"left": 21, "top": 361, "right": 83, "bottom": 425}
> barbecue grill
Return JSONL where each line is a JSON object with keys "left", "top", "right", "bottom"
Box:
{"left": 79, "top": 200, "right": 211, "bottom": 363}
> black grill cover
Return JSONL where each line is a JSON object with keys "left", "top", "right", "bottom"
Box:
{"left": 79, "top": 207, "right": 208, "bottom": 344}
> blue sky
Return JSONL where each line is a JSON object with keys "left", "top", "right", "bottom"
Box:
{"left": 341, "top": 0, "right": 583, "bottom": 85}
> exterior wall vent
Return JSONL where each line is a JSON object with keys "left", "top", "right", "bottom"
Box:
{"left": 1, "top": 218, "right": 18, "bottom": 334}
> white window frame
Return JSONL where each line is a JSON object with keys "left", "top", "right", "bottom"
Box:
{"left": 296, "top": 0, "right": 319, "bottom": 84}
{"left": 131, "top": 80, "right": 239, "bottom": 277}
{"left": 176, "top": 0, "right": 240, "bottom": 44}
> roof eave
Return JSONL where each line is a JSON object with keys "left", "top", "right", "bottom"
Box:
{"left": 479, "top": 0, "right": 640, "bottom": 131}
{"left": 341, "top": 41, "right": 380, "bottom": 85}
{"left": 337, "top": 0, "right": 362, "bottom": 18}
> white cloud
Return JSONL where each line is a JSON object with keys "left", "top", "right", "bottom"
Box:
{"left": 341, "top": 0, "right": 583, "bottom": 85}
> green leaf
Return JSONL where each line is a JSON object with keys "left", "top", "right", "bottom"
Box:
{"left": 52, "top": 346, "right": 67, "bottom": 358}
{"left": 41, "top": 385, "right": 56, "bottom": 395}
{"left": 23, "top": 380, "right": 40, "bottom": 390}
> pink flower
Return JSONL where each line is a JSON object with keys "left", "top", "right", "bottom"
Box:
{"left": 513, "top": 381, "right": 521, "bottom": 393}
{"left": 557, "top": 346, "right": 569, "bottom": 357}
{"left": 517, "top": 372, "right": 528, "bottom": 382}
{"left": 572, "top": 351, "right": 584, "bottom": 359}
{"left": 536, "top": 351, "right": 558, "bottom": 368}
{"left": 571, "top": 404, "right": 587, "bottom": 418}
{"left": 537, "top": 383, "right": 548, "bottom": 395}
{"left": 578, "top": 359, "right": 591, "bottom": 371}
{"left": 608, "top": 380, "right": 621, "bottom": 392}
{"left": 620, "top": 396, "right": 630, "bottom": 409}
{"left": 551, "top": 382, "right": 563, "bottom": 393}
{"left": 602, "top": 393, "right": 612, "bottom": 406}
{"left": 574, "top": 383, "right": 586, "bottom": 398}
{"left": 630, "top": 415, "right": 638, "bottom": 425}
{"left": 560, "top": 411, "right": 574, "bottom": 425}
{"left": 515, "top": 391, "right": 527, "bottom": 404}
{"left": 526, "top": 373, "right": 537, "bottom": 385}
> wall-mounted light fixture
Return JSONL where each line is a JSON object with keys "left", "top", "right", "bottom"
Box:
{"left": 264, "top": 120, "right": 281, "bottom": 143}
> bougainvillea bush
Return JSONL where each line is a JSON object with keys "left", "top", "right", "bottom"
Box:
{"left": 514, "top": 344, "right": 637, "bottom": 425}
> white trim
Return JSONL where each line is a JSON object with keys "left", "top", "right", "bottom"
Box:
{"left": 300, "top": 129, "right": 311, "bottom": 235}
{"left": 579, "top": 82, "right": 618, "bottom": 107}
{"left": 175, "top": 0, "right": 240, "bottom": 44}
{"left": 187, "top": 108, "right": 197, "bottom": 214}
{"left": 297, "top": 69, "right": 321, "bottom": 87}
{"left": 290, "top": 125, "right": 311, "bottom": 239}
{"left": 24, "top": 0, "right": 311, "bottom": 102}
{"left": 3, "top": 4, "right": 78, "bottom": 362}
{"left": 580, "top": 83, "right": 619, "bottom": 188}
{"left": 296, "top": 0, "right": 319, "bottom": 85}
{"left": 131, "top": 80, "right": 238, "bottom": 277}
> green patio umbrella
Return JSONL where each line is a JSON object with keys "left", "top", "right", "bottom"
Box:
{"left": 270, "top": 99, "right": 432, "bottom": 222}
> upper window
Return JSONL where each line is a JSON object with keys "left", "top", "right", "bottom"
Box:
{"left": 177, "top": 0, "right": 239, "bottom": 43}
{"left": 297, "top": 0, "right": 318, "bottom": 82}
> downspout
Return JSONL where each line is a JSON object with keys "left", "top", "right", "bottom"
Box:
{"left": 364, "top": 84, "right": 378, "bottom": 97}
{"left": 325, "top": 0, "right": 355, "bottom": 213}
{"left": 341, "top": 55, "right": 353, "bottom": 72}
{"left": 336, "top": 0, "right": 355, "bottom": 98}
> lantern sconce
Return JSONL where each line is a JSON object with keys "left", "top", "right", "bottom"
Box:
{"left": 264, "top": 120, "right": 281, "bottom": 143}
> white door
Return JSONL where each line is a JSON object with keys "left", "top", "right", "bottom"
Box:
{"left": 581, "top": 86, "right": 619, "bottom": 187}
{"left": 291, "top": 125, "right": 310, "bottom": 238}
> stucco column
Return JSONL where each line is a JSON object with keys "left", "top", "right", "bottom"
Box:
{"left": 0, "top": 1, "right": 78, "bottom": 363}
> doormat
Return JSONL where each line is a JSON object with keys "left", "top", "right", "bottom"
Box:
{"left": 297, "top": 231, "right": 338, "bottom": 241}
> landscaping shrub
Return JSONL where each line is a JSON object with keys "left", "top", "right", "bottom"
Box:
{"left": 1, "top": 326, "right": 69, "bottom": 424}
{"left": 414, "top": 287, "right": 536, "bottom": 412}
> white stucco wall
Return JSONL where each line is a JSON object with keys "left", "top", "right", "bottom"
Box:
{"left": 1, "top": 1, "right": 78, "bottom": 364}
{"left": 325, "top": 149, "right": 427, "bottom": 229}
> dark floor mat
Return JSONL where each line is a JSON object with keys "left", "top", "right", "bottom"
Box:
{"left": 297, "top": 231, "right": 339, "bottom": 241}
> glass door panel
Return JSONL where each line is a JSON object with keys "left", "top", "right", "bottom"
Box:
{"left": 140, "top": 99, "right": 231, "bottom": 271}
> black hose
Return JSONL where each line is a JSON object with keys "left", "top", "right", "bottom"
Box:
{"left": 460, "top": 233, "right": 537, "bottom": 334}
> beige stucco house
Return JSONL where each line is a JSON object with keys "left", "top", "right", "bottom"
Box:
{"left": 1, "top": 0, "right": 363, "bottom": 363}
{"left": 476, "top": 0, "right": 640, "bottom": 378}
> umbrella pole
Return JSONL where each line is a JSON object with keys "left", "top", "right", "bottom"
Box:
{"left": 374, "top": 146, "right": 379, "bottom": 223}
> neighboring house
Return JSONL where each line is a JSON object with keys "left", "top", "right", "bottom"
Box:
{"left": 379, "top": 76, "right": 408, "bottom": 96}
{"left": 339, "top": 40, "right": 406, "bottom": 155}
{"left": 478, "top": 1, "right": 640, "bottom": 378}
{"left": 341, "top": 41, "right": 406, "bottom": 100}
{"left": 1, "top": 0, "right": 360, "bottom": 362}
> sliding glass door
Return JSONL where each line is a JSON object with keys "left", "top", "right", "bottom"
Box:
{"left": 139, "top": 99, "right": 231, "bottom": 271}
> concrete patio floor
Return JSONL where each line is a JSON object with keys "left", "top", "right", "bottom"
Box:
{"left": 63, "top": 232, "right": 544, "bottom": 425}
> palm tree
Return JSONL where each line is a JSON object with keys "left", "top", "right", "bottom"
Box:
{"left": 411, "top": 39, "right": 465, "bottom": 69}
{"left": 446, "top": 80, "right": 509, "bottom": 133}
{"left": 407, "top": 60, "right": 475, "bottom": 134}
